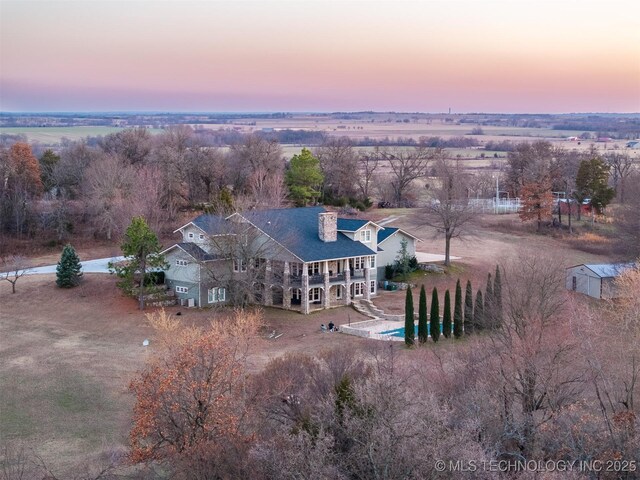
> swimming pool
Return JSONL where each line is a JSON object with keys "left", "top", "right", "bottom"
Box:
{"left": 379, "top": 323, "right": 449, "bottom": 338}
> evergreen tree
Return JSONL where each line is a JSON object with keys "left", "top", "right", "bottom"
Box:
{"left": 56, "top": 244, "right": 82, "bottom": 288}
{"left": 430, "top": 287, "right": 440, "bottom": 343}
{"left": 404, "top": 287, "right": 415, "bottom": 347}
{"left": 442, "top": 289, "right": 452, "bottom": 338}
{"left": 418, "top": 285, "right": 428, "bottom": 344}
{"left": 493, "top": 265, "right": 503, "bottom": 329}
{"left": 453, "top": 279, "right": 463, "bottom": 339}
{"left": 110, "top": 217, "right": 167, "bottom": 310}
{"left": 484, "top": 272, "right": 494, "bottom": 329}
{"left": 464, "top": 280, "right": 473, "bottom": 335}
{"left": 286, "top": 148, "right": 324, "bottom": 206}
{"left": 474, "top": 290, "right": 484, "bottom": 331}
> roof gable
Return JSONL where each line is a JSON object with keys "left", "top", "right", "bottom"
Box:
{"left": 570, "top": 262, "right": 637, "bottom": 278}
{"left": 377, "top": 227, "right": 421, "bottom": 244}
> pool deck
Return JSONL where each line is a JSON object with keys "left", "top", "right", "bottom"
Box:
{"left": 340, "top": 318, "right": 409, "bottom": 341}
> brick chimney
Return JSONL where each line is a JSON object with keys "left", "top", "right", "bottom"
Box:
{"left": 318, "top": 212, "right": 337, "bottom": 242}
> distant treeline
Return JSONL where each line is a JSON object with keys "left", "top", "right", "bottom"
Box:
{"left": 552, "top": 117, "right": 640, "bottom": 139}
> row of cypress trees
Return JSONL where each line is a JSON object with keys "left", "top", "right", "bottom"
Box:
{"left": 405, "top": 265, "right": 503, "bottom": 346}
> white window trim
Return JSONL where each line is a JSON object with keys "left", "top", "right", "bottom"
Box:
{"left": 308, "top": 262, "right": 320, "bottom": 275}
{"left": 309, "top": 287, "right": 321, "bottom": 302}
{"left": 354, "top": 282, "right": 364, "bottom": 297}
{"left": 208, "top": 287, "right": 226, "bottom": 303}
{"left": 176, "top": 259, "right": 188, "bottom": 267}
{"left": 370, "top": 280, "right": 376, "bottom": 294}
{"left": 188, "top": 232, "right": 194, "bottom": 240}
{"left": 370, "top": 256, "right": 376, "bottom": 268}
{"left": 198, "top": 234, "right": 205, "bottom": 240}
{"left": 360, "top": 229, "right": 371, "bottom": 243}
{"left": 176, "top": 285, "right": 188, "bottom": 294}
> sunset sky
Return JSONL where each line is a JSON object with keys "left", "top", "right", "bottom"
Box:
{"left": 1, "top": 0, "right": 639, "bottom": 113}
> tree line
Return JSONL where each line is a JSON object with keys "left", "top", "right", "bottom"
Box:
{"left": 0, "top": 128, "right": 446, "bottom": 245}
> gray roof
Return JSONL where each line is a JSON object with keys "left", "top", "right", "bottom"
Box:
{"left": 242, "top": 207, "right": 376, "bottom": 262}
{"left": 579, "top": 263, "right": 637, "bottom": 278}
{"left": 163, "top": 243, "right": 219, "bottom": 261}
{"left": 189, "top": 207, "right": 376, "bottom": 262}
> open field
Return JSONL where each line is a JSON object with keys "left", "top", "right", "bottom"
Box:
{"left": 0, "top": 209, "right": 617, "bottom": 475}
{"left": 0, "top": 126, "right": 164, "bottom": 144}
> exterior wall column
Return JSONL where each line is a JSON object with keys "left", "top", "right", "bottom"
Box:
{"left": 323, "top": 275, "right": 331, "bottom": 309}
{"left": 364, "top": 267, "right": 371, "bottom": 300}
{"left": 283, "top": 261, "right": 291, "bottom": 309}
{"left": 264, "top": 259, "right": 273, "bottom": 306}
{"left": 302, "top": 270, "right": 310, "bottom": 314}
{"left": 344, "top": 269, "right": 352, "bottom": 306}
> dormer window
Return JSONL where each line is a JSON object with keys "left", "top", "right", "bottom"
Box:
{"left": 188, "top": 232, "right": 194, "bottom": 240}
{"left": 360, "top": 229, "right": 371, "bottom": 243}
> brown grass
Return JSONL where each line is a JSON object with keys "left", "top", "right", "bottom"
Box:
{"left": 0, "top": 211, "right": 619, "bottom": 475}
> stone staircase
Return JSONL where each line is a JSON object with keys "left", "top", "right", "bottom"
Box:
{"left": 352, "top": 299, "right": 404, "bottom": 322}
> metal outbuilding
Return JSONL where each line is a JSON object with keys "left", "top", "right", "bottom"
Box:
{"left": 566, "top": 263, "right": 636, "bottom": 299}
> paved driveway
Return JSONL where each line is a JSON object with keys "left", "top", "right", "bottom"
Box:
{"left": 3, "top": 256, "right": 126, "bottom": 276}
{"left": 415, "top": 252, "right": 461, "bottom": 263}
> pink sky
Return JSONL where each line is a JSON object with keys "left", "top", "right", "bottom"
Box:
{"left": 1, "top": 0, "right": 639, "bottom": 113}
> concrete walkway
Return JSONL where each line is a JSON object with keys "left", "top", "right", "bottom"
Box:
{"left": 3, "top": 256, "right": 126, "bottom": 276}
{"left": 415, "top": 252, "right": 461, "bottom": 263}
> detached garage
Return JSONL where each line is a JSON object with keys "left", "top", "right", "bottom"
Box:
{"left": 566, "top": 263, "right": 636, "bottom": 299}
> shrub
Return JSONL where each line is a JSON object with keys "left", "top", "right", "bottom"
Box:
{"left": 384, "top": 265, "right": 395, "bottom": 280}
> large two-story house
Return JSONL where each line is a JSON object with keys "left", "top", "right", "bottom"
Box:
{"left": 161, "top": 206, "right": 418, "bottom": 314}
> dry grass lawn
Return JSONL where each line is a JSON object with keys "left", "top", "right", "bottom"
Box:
{"left": 0, "top": 212, "right": 615, "bottom": 475}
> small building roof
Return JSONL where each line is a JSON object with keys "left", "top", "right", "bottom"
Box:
{"left": 570, "top": 262, "right": 637, "bottom": 278}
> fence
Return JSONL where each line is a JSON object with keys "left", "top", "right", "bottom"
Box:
{"left": 469, "top": 198, "right": 521, "bottom": 214}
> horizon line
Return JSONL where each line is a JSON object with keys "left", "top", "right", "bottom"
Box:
{"left": 2, "top": 110, "right": 640, "bottom": 116}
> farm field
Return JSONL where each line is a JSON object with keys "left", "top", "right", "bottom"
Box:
{"left": 0, "top": 126, "right": 164, "bottom": 145}
{"left": 0, "top": 210, "right": 614, "bottom": 476}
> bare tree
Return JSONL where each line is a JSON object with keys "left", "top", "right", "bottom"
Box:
{"left": 132, "top": 165, "right": 166, "bottom": 234}
{"left": 616, "top": 170, "right": 640, "bottom": 257}
{"left": 604, "top": 152, "right": 634, "bottom": 203}
{"left": 184, "top": 145, "right": 227, "bottom": 204}
{"left": 150, "top": 125, "right": 194, "bottom": 219}
{"left": 385, "top": 145, "right": 434, "bottom": 206}
{"left": 53, "top": 140, "right": 100, "bottom": 199}
{"left": 489, "top": 252, "right": 584, "bottom": 458}
{"left": 506, "top": 141, "right": 562, "bottom": 197}
{"left": 0, "top": 255, "right": 30, "bottom": 293}
{"left": 420, "top": 157, "right": 475, "bottom": 266}
{"left": 315, "top": 137, "right": 358, "bottom": 199}
{"left": 356, "top": 148, "right": 381, "bottom": 200}
{"left": 99, "top": 127, "right": 152, "bottom": 165}
{"left": 85, "top": 154, "right": 135, "bottom": 241}
{"left": 228, "top": 134, "right": 284, "bottom": 197}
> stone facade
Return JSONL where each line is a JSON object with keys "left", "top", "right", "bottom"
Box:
{"left": 318, "top": 212, "right": 337, "bottom": 242}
